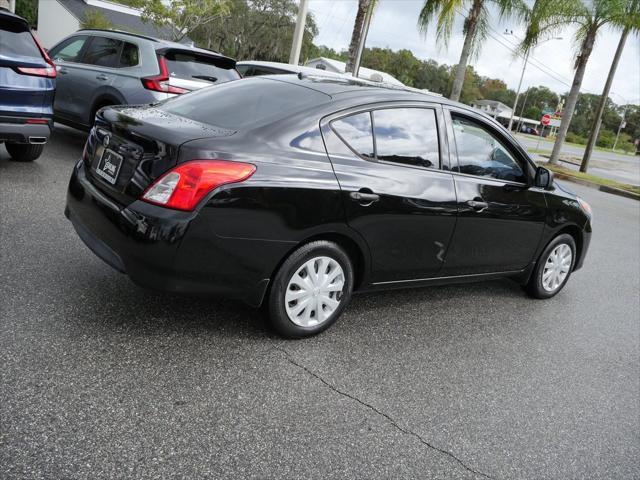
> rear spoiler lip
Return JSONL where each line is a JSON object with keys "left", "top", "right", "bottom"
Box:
{"left": 0, "top": 9, "right": 31, "bottom": 31}
{"left": 154, "top": 47, "right": 236, "bottom": 70}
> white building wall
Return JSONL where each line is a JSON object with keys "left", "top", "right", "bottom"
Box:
{"left": 36, "top": 0, "right": 80, "bottom": 48}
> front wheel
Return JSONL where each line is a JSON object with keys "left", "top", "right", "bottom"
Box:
{"left": 267, "top": 241, "right": 354, "bottom": 338}
{"left": 5, "top": 143, "right": 44, "bottom": 162}
{"left": 526, "top": 233, "right": 576, "bottom": 299}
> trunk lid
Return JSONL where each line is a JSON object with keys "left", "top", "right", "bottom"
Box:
{"left": 85, "top": 105, "right": 236, "bottom": 206}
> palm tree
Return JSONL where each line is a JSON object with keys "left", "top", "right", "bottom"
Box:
{"left": 418, "top": 0, "right": 524, "bottom": 102}
{"left": 345, "top": 0, "right": 377, "bottom": 74}
{"left": 581, "top": 0, "right": 640, "bottom": 172}
{"left": 521, "top": 0, "right": 630, "bottom": 165}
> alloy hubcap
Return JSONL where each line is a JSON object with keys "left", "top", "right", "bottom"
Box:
{"left": 285, "top": 256, "right": 345, "bottom": 327}
{"left": 542, "top": 243, "right": 572, "bottom": 292}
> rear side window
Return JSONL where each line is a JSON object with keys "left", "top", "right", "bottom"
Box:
{"left": 160, "top": 78, "right": 329, "bottom": 129}
{"left": 373, "top": 108, "right": 439, "bottom": 169}
{"left": 452, "top": 115, "right": 526, "bottom": 183}
{"left": 331, "top": 112, "right": 374, "bottom": 158}
{"left": 0, "top": 21, "right": 40, "bottom": 58}
{"left": 83, "top": 36, "right": 122, "bottom": 67}
{"left": 164, "top": 51, "right": 240, "bottom": 84}
{"left": 119, "top": 42, "right": 139, "bottom": 67}
{"left": 49, "top": 36, "right": 88, "bottom": 62}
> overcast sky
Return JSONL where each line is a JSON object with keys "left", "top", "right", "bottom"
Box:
{"left": 308, "top": 0, "right": 640, "bottom": 105}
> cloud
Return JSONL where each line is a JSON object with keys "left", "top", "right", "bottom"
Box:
{"left": 308, "top": 0, "right": 640, "bottom": 104}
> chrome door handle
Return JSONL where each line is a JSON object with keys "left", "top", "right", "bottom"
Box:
{"left": 350, "top": 190, "right": 380, "bottom": 205}
{"left": 96, "top": 74, "right": 109, "bottom": 81}
{"left": 58, "top": 67, "right": 68, "bottom": 74}
{"left": 467, "top": 200, "right": 488, "bottom": 211}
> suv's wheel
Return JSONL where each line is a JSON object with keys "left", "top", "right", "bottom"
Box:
{"left": 267, "top": 240, "right": 354, "bottom": 338}
{"left": 526, "top": 233, "right": 576, "bottom": 299}
{"left": 5, "top": 143, "right": 45, "bottom": 162}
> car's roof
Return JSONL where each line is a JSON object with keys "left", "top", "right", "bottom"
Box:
{"left": 0, "top": 7, "right": 29, "bottom": 28}
{"left": 75, "top": 29, "right": 232, "bottom": 60}
{"left": 237, "top": 60, "right": 349, "bottom": 78}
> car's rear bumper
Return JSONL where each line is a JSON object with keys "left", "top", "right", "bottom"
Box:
{"left": 65, "top": 160, "right": 276, "bottom": 306}
{"left": 0, "top": 116, "right": 52, "bottom": 143}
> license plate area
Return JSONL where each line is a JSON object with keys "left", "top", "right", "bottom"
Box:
{"left": 95, "top": 148, "right": 123, "bottom": 185}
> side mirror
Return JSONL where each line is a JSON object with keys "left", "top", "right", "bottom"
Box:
{"left": 534, "top": 166, "right": 554, "bottom": 190}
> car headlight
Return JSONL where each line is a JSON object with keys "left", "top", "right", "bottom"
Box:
{"left": 577, "top": 197, "right": 592, "bottom": 217}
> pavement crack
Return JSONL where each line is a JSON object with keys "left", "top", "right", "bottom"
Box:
{"left": 273, "top": 346, "right": 494, "bottom": 480}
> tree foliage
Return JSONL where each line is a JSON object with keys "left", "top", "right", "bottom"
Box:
{"left": 80, "top": 10, "right": 114, "bottom": 30}
{"left": 191, "top": 0, "right": 317, "bottom": 62}
{"left": 130, "top": 0, "right": 230, "bottom": 42}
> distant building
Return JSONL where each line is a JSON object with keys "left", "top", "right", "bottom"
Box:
{"left": 470, "top": 99, "right": 514, "bottom": 118}
{"left": 36, "top": 0, "right": 172, "bottom": 47}
{"left": 305, "top": 57, "right": 404, "bottom": 86}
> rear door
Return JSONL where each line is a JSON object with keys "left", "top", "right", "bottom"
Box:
{"left": 161, "top": 49, "right": 240, "bottom": 92}
{"left": 322, "top": 103, "right": 458, "bottom": 284}
{"left": 0, "top": 13, "right": 52, "bottom": 118}
{"left": 441, "top": 108, "right": 547, "bottom": 275}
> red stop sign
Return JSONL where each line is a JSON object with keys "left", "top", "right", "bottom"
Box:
{"left": 541, "top": 114, "right": 551, "bottom": 126}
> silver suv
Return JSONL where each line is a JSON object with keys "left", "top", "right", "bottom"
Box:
{"left": 48, "top": 29, "right": 239, "bottom": 129}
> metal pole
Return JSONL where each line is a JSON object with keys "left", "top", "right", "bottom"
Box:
{"left": 516, "top": 88, "right": 530, "bottom": 133}
{"left": 353, "top": 2, "right": 373, "bottom": 78}
{"left": 289, "top": 0, "right": 309, "bottom": 66}
{"left": 508, "top": 50, "right": 529, "bottom": 132}
{"left": 612, "top": 109, "right": 626, "bottom": 151}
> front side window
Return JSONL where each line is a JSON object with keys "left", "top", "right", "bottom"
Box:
{"left": 331, "top": 112, "right": 374, "bottom": 158}
{"left": 372, "top": 108, "right": 439, "bottom": 168}
{"left": 82, "top": 36, "right": 122, "bottom": 67}
{"left": 49, "top": 36, "right": 88, "bottom": 63}
{"left": 452, "top": 115, "right": 526, "bottom": 183}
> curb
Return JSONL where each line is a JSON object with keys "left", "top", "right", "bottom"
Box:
{"left": 551, "top": 172, "right": 640, "bottom": 202}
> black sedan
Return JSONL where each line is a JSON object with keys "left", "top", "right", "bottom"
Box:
{"left": 65, "top": 75, "right": 592, "bottom": 338}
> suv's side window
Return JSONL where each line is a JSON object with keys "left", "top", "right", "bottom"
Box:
{"left": 49, "top": 36, "right": 88, "bottom": 63}
{"left": 331, "top": 112, "right": 374, "bottom": 158}
{"left": 82, "top": 36, "right": 123, "bottom": 68}
{"left": 451, "top": 115, "right": 526, "bottom": 183}
{"left": 119, "top": 42, "right": 139, "bottom": 67}
{"left": 372, "top": 108, "right": 439, "bottom": 169}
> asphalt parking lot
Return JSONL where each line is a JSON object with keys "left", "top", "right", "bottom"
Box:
{"left": 1, "top": 126, "right": 639, "bottom": 479}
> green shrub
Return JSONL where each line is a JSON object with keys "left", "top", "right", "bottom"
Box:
{"left": 565, "top": 132, "right": 587, "bottom": 145}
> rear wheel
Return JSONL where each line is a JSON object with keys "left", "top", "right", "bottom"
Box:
{"left": 5, "top": 143, "right": 45, "bottom": 162}
{"left": 267, "top": 241, "right": 354, "bottom": 338}
{"left": 526, "top": 233, "right": 576, "bottom": 299}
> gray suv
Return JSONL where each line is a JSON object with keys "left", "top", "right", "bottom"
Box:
{"left": 48, "top": 29, "right": 239, "bottom": 129}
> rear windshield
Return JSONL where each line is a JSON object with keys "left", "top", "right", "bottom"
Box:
{"left": 0, "top": 21, "right": 40, "bottom": 58}
{"left": 164, "top": 51, "right": 240, "bottom": 85}
{"left": 159, "top": 77, "right": 330, "bottom": 130}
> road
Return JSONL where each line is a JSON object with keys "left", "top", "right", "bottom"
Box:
{"left": 1, "top": 126, "right": 639, "bottom": 479}
{"left": 515, "top": 133, "right": 640, "bottom": 186}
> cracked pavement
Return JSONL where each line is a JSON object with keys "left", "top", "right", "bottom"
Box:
{"left": 1, "top": 126, "right": 639, "bottom": 479}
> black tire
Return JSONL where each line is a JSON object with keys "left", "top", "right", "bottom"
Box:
{"left": 526, "top": 233, "right": 576, "bottom": 299}
{"left": 267, "top": 240, "right": 354, "bottom": 338}
{"left": 5, "top": 143, "right": 45, "bottom": 162}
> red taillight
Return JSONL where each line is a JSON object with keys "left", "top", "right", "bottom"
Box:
{"left": 141, "top": 55, "right": 188, "bottom": 94}
{"left": 18, "top": 32, "right": 57, "bottom": 78}
{"left": 141, "top": 160, "right": 256, "bottom": 211}
{"left": 26, "top": 118, "right": 49, "bottom": 124}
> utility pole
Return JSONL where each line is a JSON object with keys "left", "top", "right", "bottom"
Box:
{"left": 352, "top": 2, "right": 374, "bottom": 78}
{"left": 289, "top": 0, "right": 309, "bottom": 66}
{"left": 612, "top": 107, "right": 627, "bottom": 152}
{"left": 508, "top": 50, "right": 529, "bottom": 131}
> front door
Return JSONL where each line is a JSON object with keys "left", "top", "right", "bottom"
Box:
{"left": 441, "top": 109, "right": 547, "bottom": 275}
{"left": 49, "top": 35, "right": 90, "bottom": 121}
{"left": 322, "top": 104, "right": 458, "bottom": 283}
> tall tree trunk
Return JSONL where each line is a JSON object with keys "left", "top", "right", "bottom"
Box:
{"left": 548, "top": 25, "right": 598, "bottom": 165}
{"left": 580, "top": 27, "right": 629, "bottom": 172}
{"left": 450, "top": 0, "right": 483, "bottom": 102}
{"left": 346, "top": 0, "right": 371, "bottom": 73}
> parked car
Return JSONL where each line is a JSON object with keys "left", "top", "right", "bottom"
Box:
{"left": 0, "top": 8, "right": 55, "bottom": 161}
{"left": 48, "top": 29, "right": 239, "bottom": 130}
{"left": 236, "top": 60, "right": 350, "bottom": 79}
{"left": 65, "top": 76, "right": 592, "bottom": 338}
